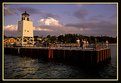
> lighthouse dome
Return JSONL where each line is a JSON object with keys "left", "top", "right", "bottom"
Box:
{"left": 22, "top": 11, "right": 29, "bottom": 16}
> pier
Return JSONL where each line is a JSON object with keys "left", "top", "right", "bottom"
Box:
{"left": 4, "top": 11, "right": 111, "bottom": 66}
{"left": 4, "top": 46, "right": 111, "bottom": 66}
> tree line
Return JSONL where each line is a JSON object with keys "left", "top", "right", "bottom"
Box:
{"left": 4, "top": 34, "right": 117, "bottom": 44}
{"left": 35, "top": 34, "right": 117, "bottom": 44}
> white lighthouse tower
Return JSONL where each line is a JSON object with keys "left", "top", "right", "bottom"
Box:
{"left": 18, "top": 11, "right": 34, "bottom": 46}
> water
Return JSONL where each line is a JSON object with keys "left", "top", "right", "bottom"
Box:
{"left": 4, "top": 44, "right": 117, "bottom": 79}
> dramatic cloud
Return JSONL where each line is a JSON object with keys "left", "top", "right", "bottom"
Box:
{"left": 4, "top": 15, "right": 116, "bottom": 37}
{"left": 35, "top": 17, "right": 63, "bottom": 35}
{"left": 4, "top": 4, "right": 117, "bottom": 37}
{"left": 4, "top": 25, "right": 17, "bottom": 31}
{"left": 39, "top": 17, "right": 62, "bottom": 26}
{"left": 33, "top": 17, "right": 82, "bottom": 36}
{"left": 4, "top": 24, "right": 18, "bottom": 37}
{"left": 4, "top": 16, "right": 116, "bottom": 37}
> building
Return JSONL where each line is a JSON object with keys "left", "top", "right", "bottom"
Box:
{"left": 18, "top": 11, "right": 34, "bottom": 46}
{"left": 4, "top": 38, "right": 17, "bottom": 47}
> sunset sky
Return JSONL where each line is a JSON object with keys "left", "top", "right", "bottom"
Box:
{"left": 4, "top": 3, "right": 117, "bottom": 37}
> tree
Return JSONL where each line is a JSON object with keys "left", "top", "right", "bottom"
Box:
{"left": 50, "top": 36, "right": 57, "bottom": 43}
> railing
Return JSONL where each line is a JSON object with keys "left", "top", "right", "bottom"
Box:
{"left": 47, "top": 43, "right": 109, "bottom": 51}
{"left": 4, "top": 42, "right": 109, "bottom": 51}
{"left": 50, "top": 43, "right": 79, "bottom": 47}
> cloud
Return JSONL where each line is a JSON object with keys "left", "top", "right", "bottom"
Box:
{"left": 34, "top": 25, "right": 80, "bottom": 36}
{"left": 74, "top": 9, "right": 89, "bottom": 20}
{"left": 17, "top": 7, "right": 40, "bottom": 15}
{"left": 34, "top": 17, "right": 82, "bottom": 36}
{"left": 41, "top": 12, "right": 59, "bottom": 18}
{"left": 89, "top": 15, "right": 105, "bottom": 21}
{"left": 32, "top": 17, "right": 63, "bottom": 36}
{"left": 4, "top": 5, "right": 59, "bottom": 19}
{"left": 34, "top": 26, "right": 53, "bottom": 32}
{"left": 17, "top": 7, "right": 59, "bottom": 18}
{"left": 4, "top": 31, "right": 18, "bottom": 37}
{"left": 4, "top": 5, "right": 18, "bottom": 16}
{"left": 65, "top": 20, "right": 116, "bottom": 36}
{"left": 4, "top": 24, "right": 18, "bottom": 37}
{"left": 4, "top": 5, "right": 41, "bottom": 16}
{"left": 65, "top": 23, "right": 87, "bottom": 29}
{"left": 39, "top": 17, "right": 62, "bottom": 26}
{"left": 4, "top": 25, "right": 17, "bottom": 31}
{"left": 4, "top": 14, "right": 116, "bottom": 37}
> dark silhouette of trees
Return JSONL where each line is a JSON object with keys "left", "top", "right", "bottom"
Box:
{"left": 46, "top": 34, "right": 117, "bottom": 44}
{"left": 5, "top": 34, "right": 116, "bottom": 44}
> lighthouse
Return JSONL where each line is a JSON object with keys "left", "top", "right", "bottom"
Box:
{"left": 18, "top": 11, "right": 34, "bottom": 46}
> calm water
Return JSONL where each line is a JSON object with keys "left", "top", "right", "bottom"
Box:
{"left": 4, "top": 44, "right": 117, "bottom": 79}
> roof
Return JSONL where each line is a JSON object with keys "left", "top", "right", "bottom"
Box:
{"left": 22, "top": 11, "right": 29, "bottom": 16}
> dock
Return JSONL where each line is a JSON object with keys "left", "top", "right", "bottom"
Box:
{"left": 4, "top": 47, "right": 111, "bottom": 66}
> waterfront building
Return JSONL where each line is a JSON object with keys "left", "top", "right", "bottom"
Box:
{"left": 106, "top": 40, "right": 109, "bottom": 48}
{"left": 4, "top": 38, "right": 17, "bottom": 47}
{"left": 76, "top": 38, "right": 80, "bottom": 48}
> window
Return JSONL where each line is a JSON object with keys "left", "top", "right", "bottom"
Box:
{"left": 23, "top": 39, "right": 27, "bottom": 42}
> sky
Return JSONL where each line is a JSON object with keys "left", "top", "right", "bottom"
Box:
{"left": 4, "top": 3, "right": 117, "bottom": 37}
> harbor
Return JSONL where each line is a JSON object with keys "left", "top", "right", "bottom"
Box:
{"left": 4, "top": 11, "right": 112, "bottom": 67}
{"left": 3, "top": 4, "right": 117, "bottom": 79}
